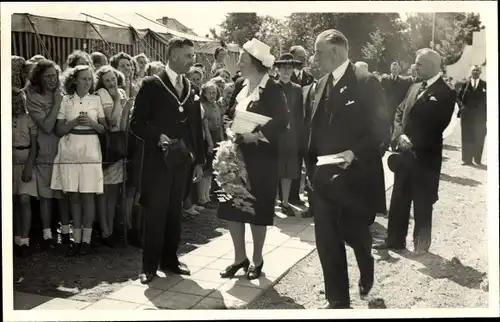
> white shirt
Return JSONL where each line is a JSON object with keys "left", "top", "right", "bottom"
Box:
{"left": 331, "top": 59, "right": 350, "bottom": 87}
{"left": 471, "top": 78, "right": 479, "bottom": 89}
{"left": 294, "top": 69, "right": 302, "bottom": 80}
{"left": 165, "top": 64, "right": 181, "bottom": 86}
{"left": 237, "top": 73, "right": 270, "bottom": 108}
{"left": 417, "top": 72, "right": 442, "bottom": 99}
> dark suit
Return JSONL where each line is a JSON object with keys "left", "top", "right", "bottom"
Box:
{"left": 302, "top": 81, "right": 317, "bottom": 215}
{"left": 387, "top": 76, "right": 455, "bottom": 251}
{"left": 458, "top": 78, "right": 487, "bottom": 164}
{"left": 308, "top": 62, "right": 390, "bottom": 305}
{"left": 130, "top": 70, "right": 205, "bottom": 274}
{"left": 381, "top": 75, "right": 412, "bottom": 128}
{"left": 288, "top": 69, "right": 315, "bottom": 202}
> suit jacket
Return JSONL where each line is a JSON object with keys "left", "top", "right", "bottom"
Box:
{"left": 130, "top": 70, "right": 205, "bottom": 206}
{"left": 302, "top": 81, "right": 317, "bottom": 160}
{"left": 309, "top": 62, "right": 390, "bottom": 220}
{"left": 458, "top": 78, "right": 486, "bottom": 109}
{"left": 381, "top": 75, "right": 412, "bottom": 114}
{"left": 391, "top": 77, "right": 455, "bottom": 202}
{"left": 280, "top": 81, "right": 304, "bottom": 147}
{"left": 291, "top": 69, "right": 315, "bottom": 87}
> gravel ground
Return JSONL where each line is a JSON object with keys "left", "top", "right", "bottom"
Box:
{"left": 248, "top": 126, "right": 489, "bottom": 309}
{"left": 13, "top": 208, "right": 227, "bottom": 303}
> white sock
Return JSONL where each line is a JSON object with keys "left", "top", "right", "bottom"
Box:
{"left": 82, "top": 228, "right": 92, "bottom": 244}
{"left": 43, "top": 229, "right": 53, "bottom": 240}
{"left": 61, "top": 225, "right": 70, "bottom": 235}
{"left": 73, "top": 228, "right": 82, "bottom": 244}
{"left": 20, "top": 238, "right": 30, "bottom": 246}
{"left": 14, "top": 236, "right": 21, "bottom": 246}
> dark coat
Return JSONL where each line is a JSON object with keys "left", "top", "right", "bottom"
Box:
{"left": 381, "top": 75, "right": 412, "bottom": 119}
{"left": 130, "top": 71, "right": 205, "bottom": 206}
{"left": 308, "top": 62, "right": 390, "bottom": 223}
{"left": 291, "top": 69, "right": 315, "bottom": 87}
{"left": 458, "top": 78, "right": 486, "bottom": 117}
{"left": 391, "top": 77, "right": 456, "bottom": 203}
{"left": 218, "top": 76, "right": 289, "bottom": 225}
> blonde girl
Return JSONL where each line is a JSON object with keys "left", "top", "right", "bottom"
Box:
{"left": 51, "top": 65, "right": 107, "bottom": 256}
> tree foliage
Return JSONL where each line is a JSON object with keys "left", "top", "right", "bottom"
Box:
{"left": 219, "top": 13, "right": 262, "bottom": 46}
{"left": 218, "top": 12, "right": 484, "bottom": 73}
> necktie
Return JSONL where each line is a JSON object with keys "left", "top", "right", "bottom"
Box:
{"left": 417, "top": 80, "right": 428, "bottom": 97}
{"left": 473, "top": 79, "right": 477, "bottom": 89}
{"left": 175, "top": 75, "right": 184, "bottom": 97}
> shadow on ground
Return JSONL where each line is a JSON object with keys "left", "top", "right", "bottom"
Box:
{"left": 399, "top": 251, "right": 487, "bottom": 290}
{"left": 440, "top": 173, "right": 482, "bottom": 187}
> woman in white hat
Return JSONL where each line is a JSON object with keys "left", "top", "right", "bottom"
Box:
{"left": 217, "top": 39, "right": 289, "bottom": 280}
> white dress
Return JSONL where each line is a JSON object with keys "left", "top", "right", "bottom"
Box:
{"left": 50, "top": 93, "right": 105, "bottom": 194}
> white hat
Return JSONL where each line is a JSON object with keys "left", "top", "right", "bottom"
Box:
{"left": 242, "top": 38, "right": 275, "bottom": 68}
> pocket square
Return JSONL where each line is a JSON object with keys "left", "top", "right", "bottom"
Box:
{"left": 194, "top": 94, "right": 200, "bottom": 101}
{"left": 482, "top": 88, "right": 486, "bottom": 92}
{"left": 429, "top": 96, "right": 437, "bottom": 101}
{"left": 346, "top": 100, "right": 355, "bottom": 106}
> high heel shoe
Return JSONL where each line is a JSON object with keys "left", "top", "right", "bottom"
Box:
{"left": 220, "top": 258, "right": 250, "bottom": 278}
{"left": 246, "top": 260, "right": 264, "bottom": 280}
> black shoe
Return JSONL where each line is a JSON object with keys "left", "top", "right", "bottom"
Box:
{"left": 372, "top": 241, "right": 406, "bottom": 250}
{"left": 359, "top": 277, "right": 374, "bottom": 298}
{"left": 462, "top": 161, "right": 473, "bottom": 166}
{"left": 281, "top": 205, "right": 296, "bottom": 217}
{"left": 18, "top": 245, "right": 31, "bottom": 258}
{"left": 60, "top": 233, "right": 72, "bottom": 245}
{"left": 101, "top": 235, "right": 115, "bottom": 248}
{"left": 289, "top": 199, "right": 306, "bottom": 207}
{"left": 320, "top": 301, "right": 352, "bottom": 309}
{"left": 139, "top": 272, "right": 158, "bottom": 284}
{"left": 161, "top": 262, "right": 191, "bottom": 276}
{"left": 42, "top": 238, "right": 57, "bottom": 250}
{"left": 220, "top": 258, "right": 250, "bottom": 278}
{"left": 79, "top": 242, "right": 92, "bottom": 255}
{"left": 301, "top": 209, "right": 314, "bottom": 218}
{"left": 66, "top": 243, "right": 81, "bottom": 257}
{"left": 246, "top": 260, "right": 264, "bottom": 280}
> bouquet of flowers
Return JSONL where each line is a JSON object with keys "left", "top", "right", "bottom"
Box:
{"left": 212, "top": 128, "right": 256, "bottom": 215}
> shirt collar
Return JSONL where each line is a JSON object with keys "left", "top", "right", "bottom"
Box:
{"left": 331, "top": 59, "right": 350, "bottom": 83}
{"left": 424, "top": 72, "right": 442, "bottom": 87}
{"left": 165, "top": 64, "right": 180, "bottom": 85}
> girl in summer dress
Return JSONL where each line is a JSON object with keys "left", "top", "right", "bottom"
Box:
{"left": 95, "top": 65, "right": 134, "bottom": 247}
{"left": 51, "top": 65, "right": 107, "bottom": 256}
{"left": 12, "top": 56, "right": 38, "bottom": 257}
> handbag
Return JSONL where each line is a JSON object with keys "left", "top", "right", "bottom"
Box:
{"left": 99, "top": 130, "right": 128, "bottom": 169}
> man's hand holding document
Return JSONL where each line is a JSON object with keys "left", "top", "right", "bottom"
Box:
{"left": 231, "top": 110, "right": 271, "bottom": 143}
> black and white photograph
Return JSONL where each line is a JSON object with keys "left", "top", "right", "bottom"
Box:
{"left": 1, "top": 1, "right": 498, "bottom": 320}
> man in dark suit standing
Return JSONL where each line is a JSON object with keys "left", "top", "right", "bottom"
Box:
{"left": 309, "top": 29, "right": 389, "bottom": 309}
{"left": 288, "top": 45, "right": 315, "bottom": 206}
{"left": 408, "top": 63, "right": 421, "bottom": 83}
{"left": 381, "top": 62, "right": 413, "bottom": 129}
{"left": 457, "top": 65, "right": 487, "bottom": 166}
{"left": 301, "top": 55, "right": 326, "bottom": 218}
{"left": 374, "top": 49, "right": 455, "bottom": 254}
{"left": 131, "top": 38, "right": 205, "bottom": 284}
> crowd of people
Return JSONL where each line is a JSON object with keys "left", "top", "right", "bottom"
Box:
{"left": 12, "top": 28, "right": 486, "bottom": 309}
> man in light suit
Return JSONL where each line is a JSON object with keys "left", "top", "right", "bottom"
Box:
{"left": 308, "top": 29, "right": 390, "bottom": 309}
{"left": 374, "top": 49, "right": 456, "bottom": 254}
{"left": 457, "top": 65, "right": 487, "bottom": 166}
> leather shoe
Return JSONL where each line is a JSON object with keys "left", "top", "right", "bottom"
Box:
{"left": 319, "top": 302, "right": 352, "bottom": 309}
{"left": 359, "top": 278, "right": 374, "bottom": 297}
{"left": 139, "top": 272, "right": 157, "bottom": 284}
{"left": 161, "top": 262, "right": 191, "bottom": 276}
{"left": 372, "top": 241, "right": 405, "bottom": 250}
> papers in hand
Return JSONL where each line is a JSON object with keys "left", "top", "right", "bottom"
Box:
{"left": 316, "top": 154, "right": 346, "bottom": 166}
{"left": 231, "top": 110, "right": 271, "bottom": 134}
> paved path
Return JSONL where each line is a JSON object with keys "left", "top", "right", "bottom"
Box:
{"left": 16, "top": 153, "right": 395, "bottom": 310}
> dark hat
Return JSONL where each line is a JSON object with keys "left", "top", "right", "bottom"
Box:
{"left": 274, "top": 53, "right": 301, "bottom": 66}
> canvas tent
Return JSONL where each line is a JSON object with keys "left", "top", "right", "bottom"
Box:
{"left": 11, "top": 12, "right": 240, "bottom": 75}
{"left": 446, "top": 29, "right": 486, "bottom": 82}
